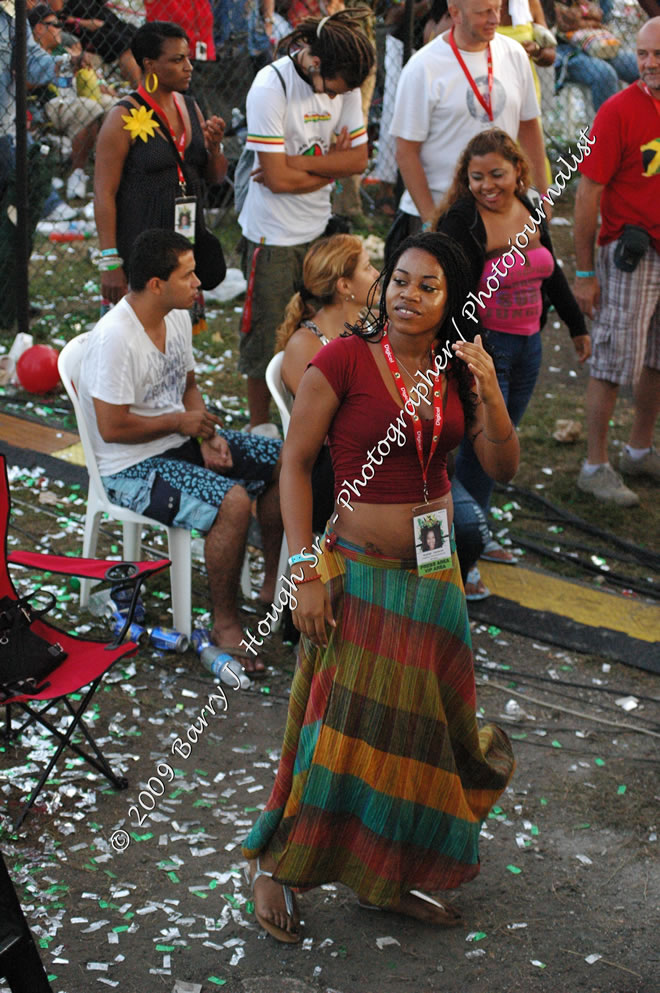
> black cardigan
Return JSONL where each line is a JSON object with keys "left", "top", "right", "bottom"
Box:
{"left": 437, "top": 194, "right": 587, "bottom": 339}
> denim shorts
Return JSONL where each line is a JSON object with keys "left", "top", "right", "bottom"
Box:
{"left": 102, "top": 430, "right": 281, "bottom": 534}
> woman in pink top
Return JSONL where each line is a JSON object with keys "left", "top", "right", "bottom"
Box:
{"left": 436, "top": 129, "right": 590, "bottom": 573}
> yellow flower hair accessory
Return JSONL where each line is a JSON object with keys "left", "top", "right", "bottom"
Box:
{"left": 121, "top": 105, "right": 160, "bottom": 142}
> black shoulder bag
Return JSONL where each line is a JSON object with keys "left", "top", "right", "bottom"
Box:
{"left": 0, "top": 592, "right": 67, "bottom": 700}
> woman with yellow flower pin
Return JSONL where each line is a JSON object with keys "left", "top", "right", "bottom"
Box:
{"left": 94, "top": 21, "right": 227, "bottom": 307}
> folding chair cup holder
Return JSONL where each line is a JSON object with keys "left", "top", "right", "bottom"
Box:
{"left": 0, "top": 454, "right": 170, "bottom": 831}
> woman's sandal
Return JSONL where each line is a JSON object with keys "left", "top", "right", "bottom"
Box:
{"left": 358, "top": 890, "right": 463, "bottom": 927}
{"left": 481, "top": 540, "right": 518, "bottom": 564}
{"left": 465, "top": 566, "right": 491, "bottom": 601}
{"left": 245, "top": 858, "right": 301, "bottom": 944}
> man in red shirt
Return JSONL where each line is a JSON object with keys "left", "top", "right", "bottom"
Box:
{"left": 573, "top": 16, "right": 660, "bottom": 506}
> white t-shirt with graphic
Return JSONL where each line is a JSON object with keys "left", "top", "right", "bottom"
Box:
{"left": 390, "top": 32, "right": 540, "bottom": 216}
{"left": 79, "top": 298, "right": 194, "bottom": 476}
{"left": 238, "top": 56, "right": 368, "bottom": 246}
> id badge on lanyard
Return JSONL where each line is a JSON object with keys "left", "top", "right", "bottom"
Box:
{"left": 174, "top": 196, "right": 197, "bottom": 242}
{"left": 380, "top": 334, "right": 453, "bottom": 575}
{"left": 413, "top": 506, "right": 452, "bottom": 575}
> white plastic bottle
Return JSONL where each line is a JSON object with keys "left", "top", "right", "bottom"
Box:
{"left": 87, "top": 587, "right": 114, "bottom": 617}
{"left": 198, "top": 646, "right": 251, "bottom": 690}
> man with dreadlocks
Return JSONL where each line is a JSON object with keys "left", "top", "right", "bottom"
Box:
{"left": 237, "top": 7, "right": 375, "bottom": 434}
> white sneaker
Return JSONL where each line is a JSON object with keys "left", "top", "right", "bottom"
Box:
{"left": 577, "top": 463, "right": 639, "bottom": 506}
{"left": 45, "top": 200, "right": 78, "bottom": 222}
{"left": 66, "top": 168, "right": 88, "bottom": 200}
{"left": 619, "top": 446, "right": 660, "bottom": 481}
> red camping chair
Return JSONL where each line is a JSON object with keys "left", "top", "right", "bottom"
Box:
{"left": 0, "top": 455, "right": 170, "bottom": 831}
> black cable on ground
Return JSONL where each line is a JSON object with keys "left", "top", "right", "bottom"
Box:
{"left": 473, "top": 660, "right": 660, "bottom": 705}
{"left": 476, "top": 674, "right": 660, "bottom": 732}
{"left": 508, "top": 525, "right": 652, "bottom": 568}
{"left": 495, "top": 482, "right": 660, "bottom": 570}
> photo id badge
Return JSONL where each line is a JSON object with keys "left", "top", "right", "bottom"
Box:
{"left": 174, "top": 196, "right": 196, "bottom": 243}
{"left": 413, "top": 506, "right": 452, "bottom": 576}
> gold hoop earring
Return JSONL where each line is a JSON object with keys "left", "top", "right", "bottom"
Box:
{"left": 145, "top": 72, "right": 158, "bottom": 94}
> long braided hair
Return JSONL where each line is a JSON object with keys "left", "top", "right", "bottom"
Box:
{"left": 280, "top": 7, "right": 375, "bottom": 89}
{"left": 348, "top": 232, "right": 479, "bottom": 427}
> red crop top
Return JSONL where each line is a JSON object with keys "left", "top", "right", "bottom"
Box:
{"left": 311, "top": 335, "right": 465, "bottom": 504}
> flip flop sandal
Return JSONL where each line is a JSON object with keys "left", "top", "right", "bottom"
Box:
{"left": 464, "top": 566, "right": 491, "bottom": 601}
{"left": 358, "top": 891, "right": 463, "bottom": 927}
{"left": 409, "top": 890, "right": 463, "bottom": 926}
{"left": 214, "top": 645, "right": 269, "bottom": 680}
{"left": 240, "top": 659, "right": 269, "bottom": 681}
{"left": 245, "top": 858, "right": 301, "bottom": 944}
{"left": 481, "top": 540, "right": 518, "bottom": 564}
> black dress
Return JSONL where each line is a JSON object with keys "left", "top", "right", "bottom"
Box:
{"left": 115, "top": 93, "right": 208, "bottom": 266}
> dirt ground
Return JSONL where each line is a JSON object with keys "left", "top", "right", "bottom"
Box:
{"left": 1, "top": 588, "right": 658, "bottom": 993}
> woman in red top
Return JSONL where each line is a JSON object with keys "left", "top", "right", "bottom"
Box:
{"left": 242, "top": 232, "right": 518, "bottom": 942}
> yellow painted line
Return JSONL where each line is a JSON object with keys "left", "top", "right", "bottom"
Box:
{"left": 479, "top": 561, "right": 660, "bottom": 644}
{"left": 51, "top": 441, "right": 86, "bottom": 467}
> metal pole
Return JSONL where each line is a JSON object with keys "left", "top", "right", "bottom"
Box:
{"left": 402, "top": 0, "right": 416, "bottom": 66}
{"left": 394, "top": 0, "right": 417, "bottom": 207}
{"left": 14, "top": 0, "right": 30, "bottom": 336}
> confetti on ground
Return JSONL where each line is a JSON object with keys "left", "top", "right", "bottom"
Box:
{"left": 615, "top": 696, "right": 638, "bottom": 711}
{"left": 375, "top": 936, "right": 400, "bottom": 950}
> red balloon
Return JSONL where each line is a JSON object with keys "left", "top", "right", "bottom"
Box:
{"left": 16, "top": 344, "right": 61, "bottom": 394}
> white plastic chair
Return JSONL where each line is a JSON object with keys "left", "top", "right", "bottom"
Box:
{"left": 265, "top": 351, "right": 293, "bottom": 437}
{"left": 59, "top": 333, "right": 247, "bottom": 637}
{"left": 265, "top": 352, "right": 294, "bottom": 629}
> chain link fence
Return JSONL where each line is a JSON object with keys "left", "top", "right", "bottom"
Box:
{"left": 0, "top": 0, "right": 648, "bottom": 336}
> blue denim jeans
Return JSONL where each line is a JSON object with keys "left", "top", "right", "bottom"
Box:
{"left": 555, "top": 45, "right": 638, "bottom": 110}
{"left": 451, "top": 478, "right": 490, "bottom": 581}
{"left": 455, "top": 330, "right": 542, "bottom": 514}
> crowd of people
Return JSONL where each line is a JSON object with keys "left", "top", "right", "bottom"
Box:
{"left": 0, "top": 0, "right": 658, "bottom": 946}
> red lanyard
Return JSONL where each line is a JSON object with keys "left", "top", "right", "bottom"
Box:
{"left": 137, "top": 85, "right": 188, "bottom": 188}
{"left": 381, "top": 334, "right": 444, "bottom": 504}
{"left": 448, "top": 27, "right": 493, "bottom": 122}
{"left": 640, "top": 81, "right": 660, "bottom": 121}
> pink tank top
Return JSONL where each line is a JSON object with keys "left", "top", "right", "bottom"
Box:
{"left": 478, "top": 245, "right": 554, "bottom": 335}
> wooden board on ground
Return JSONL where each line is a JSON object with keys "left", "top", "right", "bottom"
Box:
{"left": 0, "top": 412, "right": 78, "bottom": 456}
